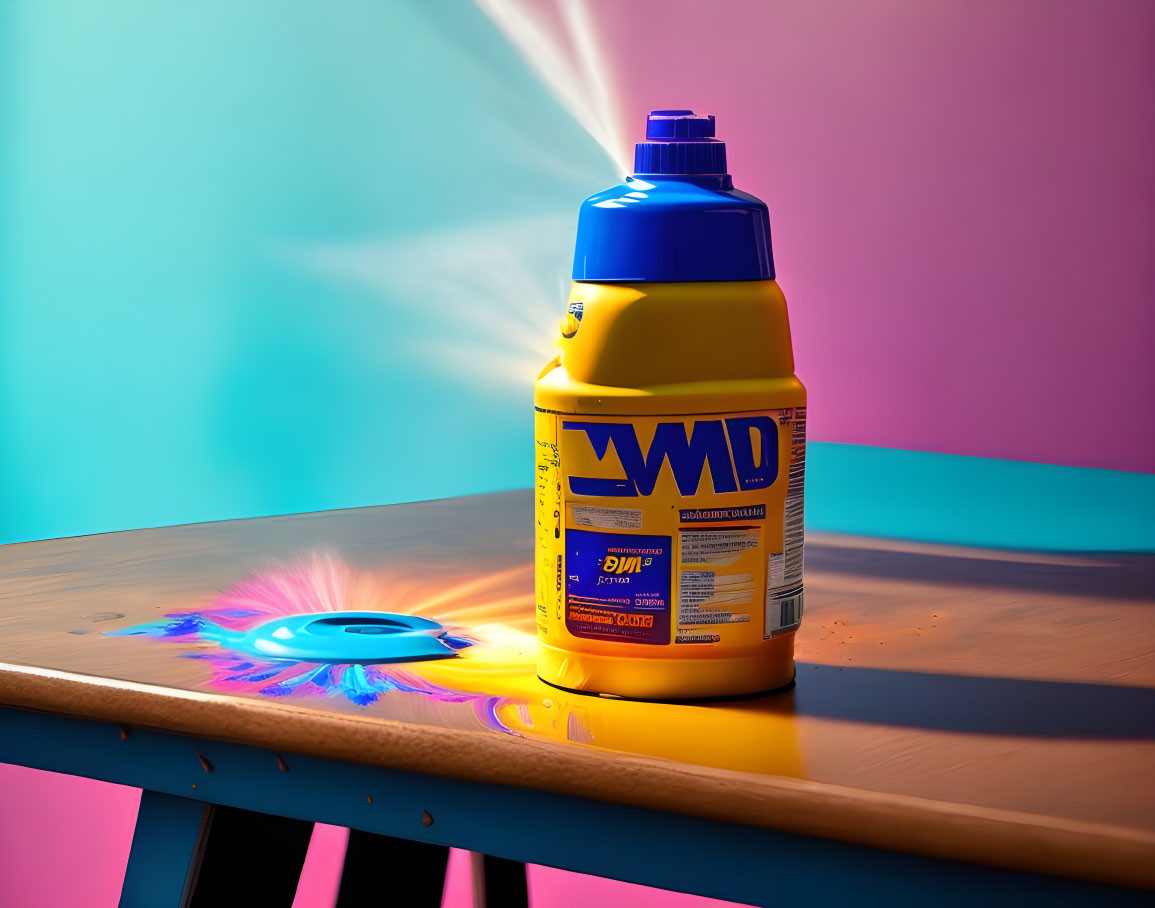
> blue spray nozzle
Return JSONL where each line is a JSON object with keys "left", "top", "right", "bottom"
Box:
{"left": 645, "top": 110, "right": 716, "bottom": 140}
{"left": 636, "top": 109, "right": 726, "bottom": 175}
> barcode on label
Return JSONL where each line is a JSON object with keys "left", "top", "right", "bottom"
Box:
{"left": 765, "top": 588, "right": 803, "bottom": 637}
{"left": 782, "top": 408, "right": 806, "bottom": 587}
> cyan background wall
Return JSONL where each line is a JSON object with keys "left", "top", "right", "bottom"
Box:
{"left": 1, "top": 2, "right": 1153, "bottom": 908}
{"left": 0, "top": 0, "right": 616, "bottom": 545}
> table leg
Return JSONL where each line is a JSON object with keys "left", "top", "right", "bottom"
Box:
{"left": 119, "top": 790, "right": 313, "bottom": 908}
{"left": 336, "top": 828, "right": 450, "bottom": 907}
{"left": 119, "top": 791, "right": 212, "bottom": 908}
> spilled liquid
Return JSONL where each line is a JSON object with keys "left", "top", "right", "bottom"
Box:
{"left": 105, "top": 551, "right": 535, "bottom": 734}
{"left": 104, "top": 549, "right": 805, "bottom": 778}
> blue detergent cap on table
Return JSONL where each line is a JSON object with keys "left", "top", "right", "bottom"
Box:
{"left": 228, "top": 612, "right": 466, "bottom": 664}
{"left": 573, "top": 109, "right": 774, "bottom": 282}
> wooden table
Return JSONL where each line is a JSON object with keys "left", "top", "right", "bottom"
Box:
{"left": 1, "top": 491, "right": 1152, "bottom": 906}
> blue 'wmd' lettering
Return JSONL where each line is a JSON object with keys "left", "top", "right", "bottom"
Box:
{"left": 564, "top": 417, "right": 777, "bottom": 497}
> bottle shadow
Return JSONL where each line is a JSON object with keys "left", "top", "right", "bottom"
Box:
{"left": 806, "top": 539, "right": 1155, "bottom": 601}
{"left": 747, "top": 662, "right": 1155, "bottom": 740}
{"left": 728, "top": 540, "right": 1155, "bottom": 738}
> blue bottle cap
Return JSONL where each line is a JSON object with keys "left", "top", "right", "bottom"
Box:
{"left": 644, "top": 109, "right": 714, "bottom": 139}
{"left": 634, "top": 109, "right": 727, "bottom": 175}
{"left": 573, "top": 110, "right": 774, "bottom": 282}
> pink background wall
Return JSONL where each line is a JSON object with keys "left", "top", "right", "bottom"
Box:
{"left": 2, "top": 3, "right": 1153, "bottom": 908}
{"left": 596, "top": 0, "right": 1155, "bottom": 473}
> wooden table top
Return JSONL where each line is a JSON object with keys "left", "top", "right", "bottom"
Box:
{"left": 1, "top": 491, "right": 1153, "bottom": 887}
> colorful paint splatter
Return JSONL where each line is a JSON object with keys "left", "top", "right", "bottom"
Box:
{"left": 105, "top": 552, "right": 513, "bottom": 732}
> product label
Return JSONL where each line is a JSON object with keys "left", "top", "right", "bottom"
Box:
{"left": 564, "top": 529, "right": 671, "bottom": 645}
{"left": 766, "top": 586, "right": 804, "bottom": 635}
{"left": 534, "top": 411, "right": 563, "bottom": 638}
{"left": 535, "top": 406, "right": 806, "bottom": 648}
{"left": 677, "top": 528, "right": 760, "bottom": 640}
{"left": 763, "top": 408, "right": 805, "bottom": 637}
{"left": 680, "top": 505, "right": 766, "bottom": 523}
{"left": 572, "top": 505, "right": 642, "bottom": 530}
{"left": 562, "top": 415, "right": 778, "bottom": 498}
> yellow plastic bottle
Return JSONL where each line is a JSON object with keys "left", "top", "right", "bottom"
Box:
{"left": 535, "top": 110, "right": 805, "bottom": 699}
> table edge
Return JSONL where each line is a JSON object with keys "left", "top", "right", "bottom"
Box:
{"left": 1, "top": 662, "right": 1152, "bottom": 889}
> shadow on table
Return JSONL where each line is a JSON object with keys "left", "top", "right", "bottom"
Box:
{"left": 754, "top": 539, "right": 1155, "bottom": 738}
{"left": 806, "top": 540, "right": 1155, "bottom": 600}
{"left": 751, "top": 663, "right": 1155, "bottom": 740}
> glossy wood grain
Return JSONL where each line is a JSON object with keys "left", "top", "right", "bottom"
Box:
{"left": 1, "top": 491, "right": 1152, "bottom": 887}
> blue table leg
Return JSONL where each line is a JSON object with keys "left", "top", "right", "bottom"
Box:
{"left": 119, "top": 790, "right": 212, "bottom": 908}
{"left": 120, "top": 790, "right": 314, "bottom": 907}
